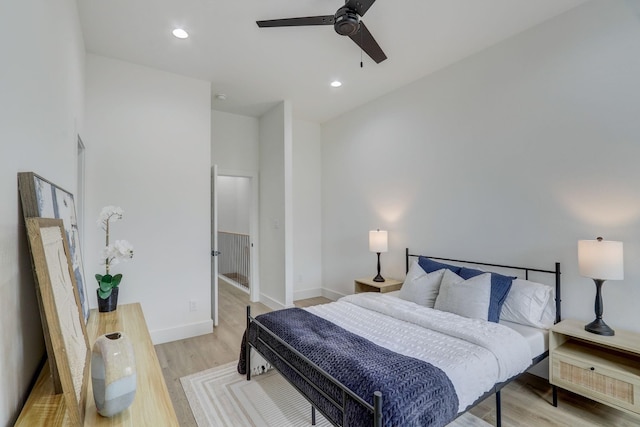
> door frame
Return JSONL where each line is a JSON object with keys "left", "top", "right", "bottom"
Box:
{"left": 215, "top": 168, "right": 260, "bottom": 303}
{"left": 76, "top": 135, "right": 86, "bottom": 251}
{"left": 211, "top": 165, "right": 219, "bottom": 326}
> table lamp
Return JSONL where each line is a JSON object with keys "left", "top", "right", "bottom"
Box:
{"left": 369, "top": 229, "right": 388, "bottom": 282}
{"left": 578, "top": 237, "right": 623, "bottom": 336}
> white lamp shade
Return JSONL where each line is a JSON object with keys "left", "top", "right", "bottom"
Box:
{"left": 578, "top": 239, "right": 624, "bottom": 280}
{"left": 369, "top": 230, "right": 388, "bottom": 253}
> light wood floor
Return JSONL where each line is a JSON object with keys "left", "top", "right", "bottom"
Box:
{"left": 155, "top": 281, "right": 640, "bottom": 426}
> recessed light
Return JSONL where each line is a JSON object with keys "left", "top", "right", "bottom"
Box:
{"left": 172, "top": 28, "right": 189, "bottom": 39}
{"left": 330, "top": 80, "right": 342, "bottom": 88}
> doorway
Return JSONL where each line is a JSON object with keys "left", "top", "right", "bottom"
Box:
{"left": 211, "top": 168, "right": 260, "bottom": 326}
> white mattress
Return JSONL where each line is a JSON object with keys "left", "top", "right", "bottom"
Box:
{"left": 500, "top": 320, "right": 549, "bottom": 357}
{"left": 305, "top": 292, "right": 532, "bottom": 413}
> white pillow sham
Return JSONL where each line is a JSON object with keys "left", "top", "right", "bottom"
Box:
{"left": 500, "top": 278, "right": 555, "bottom": 329}
{"left": 398, "top": 261, "right": 445, "bottom": 307}
{"left": 434, "top": 269, "right": 491, "bottom": 321}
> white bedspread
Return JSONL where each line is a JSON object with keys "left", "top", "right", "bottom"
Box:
{"left": 304, "top": 292, "right": 532, "bottom": 413}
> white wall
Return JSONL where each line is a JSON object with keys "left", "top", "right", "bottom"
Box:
{"left": 211, "top": 111, "right": 260, "bottom": 171}
{"left": 211, "top": 112, "right": 258, "bottom": 234}
{"left": 321, "top": 1, "right": 640, "bottom": 332}
{"left": 259, "top": 102, "right": 294, "bottom": 308}
{"left": 217, "top": 176, "right": 251, "bottom": 234}
{"left": 211, "top": 111, "right": 261, "bottom": 302}
{"left": 211, "top": 111, "right": 324, "bottom": 305}
{"left": 293, "top": 120, "right": 323, "bottom": 300}
{"left": 84, "top": 55, "right": 212, "bottom": 344}
{"left": 0, "top": 1, "right": 85, "bottom": 424}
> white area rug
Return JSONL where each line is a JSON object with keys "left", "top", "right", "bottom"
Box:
{"left": 181, "top": 361, "right": 491, "bottom": 427}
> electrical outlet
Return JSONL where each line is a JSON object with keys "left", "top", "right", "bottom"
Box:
{"left": 189, "top": 300, "right": 197, "bottom": 312}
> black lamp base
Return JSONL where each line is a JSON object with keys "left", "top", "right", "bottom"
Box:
{"left": 373, "top": 251, "right": 384, "bottom": 282}
{"left": 585, "top": 278, "right": 615, "bottom": 336}
{"left": 585, "top": 318, "right": 615, "bottom": 336}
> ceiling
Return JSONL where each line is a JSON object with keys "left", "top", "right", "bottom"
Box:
{"left": 78, "top": 0, "right": 588, "bottom": 123}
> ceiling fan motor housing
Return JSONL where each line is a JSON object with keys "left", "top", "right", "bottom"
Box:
{"left": 334, "top": 7, "right": 360, "bottom": 36}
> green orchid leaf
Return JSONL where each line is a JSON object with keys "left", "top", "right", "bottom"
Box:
{"left": 95, "top": 274, "right": 102, "bottom": 282}
{"left": 99, "top": 281, "right": 112, "bottom": 292}
{"left": 98, "top": 288, "right": 112, "bottom": 299}
{"left": 98, "top": 275, "right": 112, "bottom": 290}
{"left": 112, "top": 274, "right": 123, "bottom": 287}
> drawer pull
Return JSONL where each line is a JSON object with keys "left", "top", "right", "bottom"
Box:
{"left": 590, "top": 367, "right": 595, "bottom": 371}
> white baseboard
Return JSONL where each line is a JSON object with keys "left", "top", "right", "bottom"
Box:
{"left": 150, "top": 319, "right": 213, "bottom": 345}
{"left": 293, "top": 287, "right": 323, "bottom": 301}
{"left": 321, "top": 288, "right": 346, "bottom": 301}
{"left": 259, "top": 293, "right": 290, "bottom": 310}
{"left": 260, "top": 288, "right": 345, "bottom": 309}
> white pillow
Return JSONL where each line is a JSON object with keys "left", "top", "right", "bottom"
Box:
{"left": 434, "top": 269, "right": 491, "bottom": 321}
{"left": 398, "top": 262, "right": 445, "bottom": 307}
{"left": 540, "top": 297, "right": 556, "bottom": 329}
{"left": 500, "top": 278, "right": 555, "bottom": 329}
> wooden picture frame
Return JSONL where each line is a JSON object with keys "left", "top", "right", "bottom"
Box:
{"left": 18, "top": 172, "right": 89, "bottom": 322}
{"left": 25, "top": 218, "right": 90, "bottom": 426}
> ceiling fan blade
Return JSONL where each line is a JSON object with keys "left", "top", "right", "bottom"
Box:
{"left": 348, "top": 21, "right": 387, "bottom": 63}
{"left": 256, "top": 15, "right": 335, "bottom": 28}
{"left": 345, "top": 0, "right": 377, "bottom": 17}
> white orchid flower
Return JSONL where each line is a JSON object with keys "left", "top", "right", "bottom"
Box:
{"left": 114, "top": 240, "right": 134, "bottom": 259}
{"left": 97, "top": 206, "right": 133, "bottom": 275}
{"left": 97, "top": 205, "right": 124, "bottom": 228}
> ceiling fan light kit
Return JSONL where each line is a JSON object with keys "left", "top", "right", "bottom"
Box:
{"left": 256, "top": 0, "right": 387, "bottom": 64}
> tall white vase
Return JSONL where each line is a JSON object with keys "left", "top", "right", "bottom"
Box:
{"left": 91, "top": 331, "right": 137, "bottom": 417}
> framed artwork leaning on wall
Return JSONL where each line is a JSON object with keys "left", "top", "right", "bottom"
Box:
{"left": 24, "top": 218, "right": 90, "bottom": 425}
{"left": 18, "top": 171, "right": 89, "bottom": 322}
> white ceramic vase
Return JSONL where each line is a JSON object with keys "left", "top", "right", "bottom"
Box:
{"left": 91, "top": 331, "right": 137, "bottom": 417}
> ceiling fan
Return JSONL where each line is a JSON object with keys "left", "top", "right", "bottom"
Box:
{"left": 256, "top": 0, "right": 387, "bottom": 64}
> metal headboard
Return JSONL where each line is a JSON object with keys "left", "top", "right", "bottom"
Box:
{"left": 405, "top": 248, "right": 562, "bottom": 323}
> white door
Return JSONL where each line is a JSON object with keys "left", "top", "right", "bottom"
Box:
{"left": 211, "top": 165, "right": 219, "bottom": 326}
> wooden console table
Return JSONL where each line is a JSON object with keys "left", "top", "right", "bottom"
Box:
{"left": 15, "top": 303, "right": 178, "bottom": 426}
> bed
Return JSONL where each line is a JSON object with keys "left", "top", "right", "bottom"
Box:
{"left": 239, "top": 249, "right": 562, "bottom": 426}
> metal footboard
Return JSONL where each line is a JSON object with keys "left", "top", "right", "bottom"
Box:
{"left": 245, "top": 306, "right": 382, "bottom": 427}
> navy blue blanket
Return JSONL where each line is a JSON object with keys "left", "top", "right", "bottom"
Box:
{"left": 238, "top": 308, "right": 458, "bottom": 427}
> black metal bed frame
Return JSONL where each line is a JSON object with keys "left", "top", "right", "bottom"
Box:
{"left": 245, "top": 309, "right": 383, "bottom": 426}
{"left": 244, "top": 248, "right": 562, "bottom": 427}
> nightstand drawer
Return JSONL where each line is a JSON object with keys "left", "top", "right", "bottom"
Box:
{"left": 551, "top": 341, "right": 640, "bottom": 414}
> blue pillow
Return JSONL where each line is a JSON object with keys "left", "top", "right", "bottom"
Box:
{"left": 459, "top": 267, "right": 514, "bottom": 323}
{"left": 418, "top": 257, "right": 461, "bottom": 275}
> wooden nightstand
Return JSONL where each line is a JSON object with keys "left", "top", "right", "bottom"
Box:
{"left": 550, "top": 318, "right": 640, "bottom": 418}
{"left": 354, "top": 277, "right": 403, "bottom": 294}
